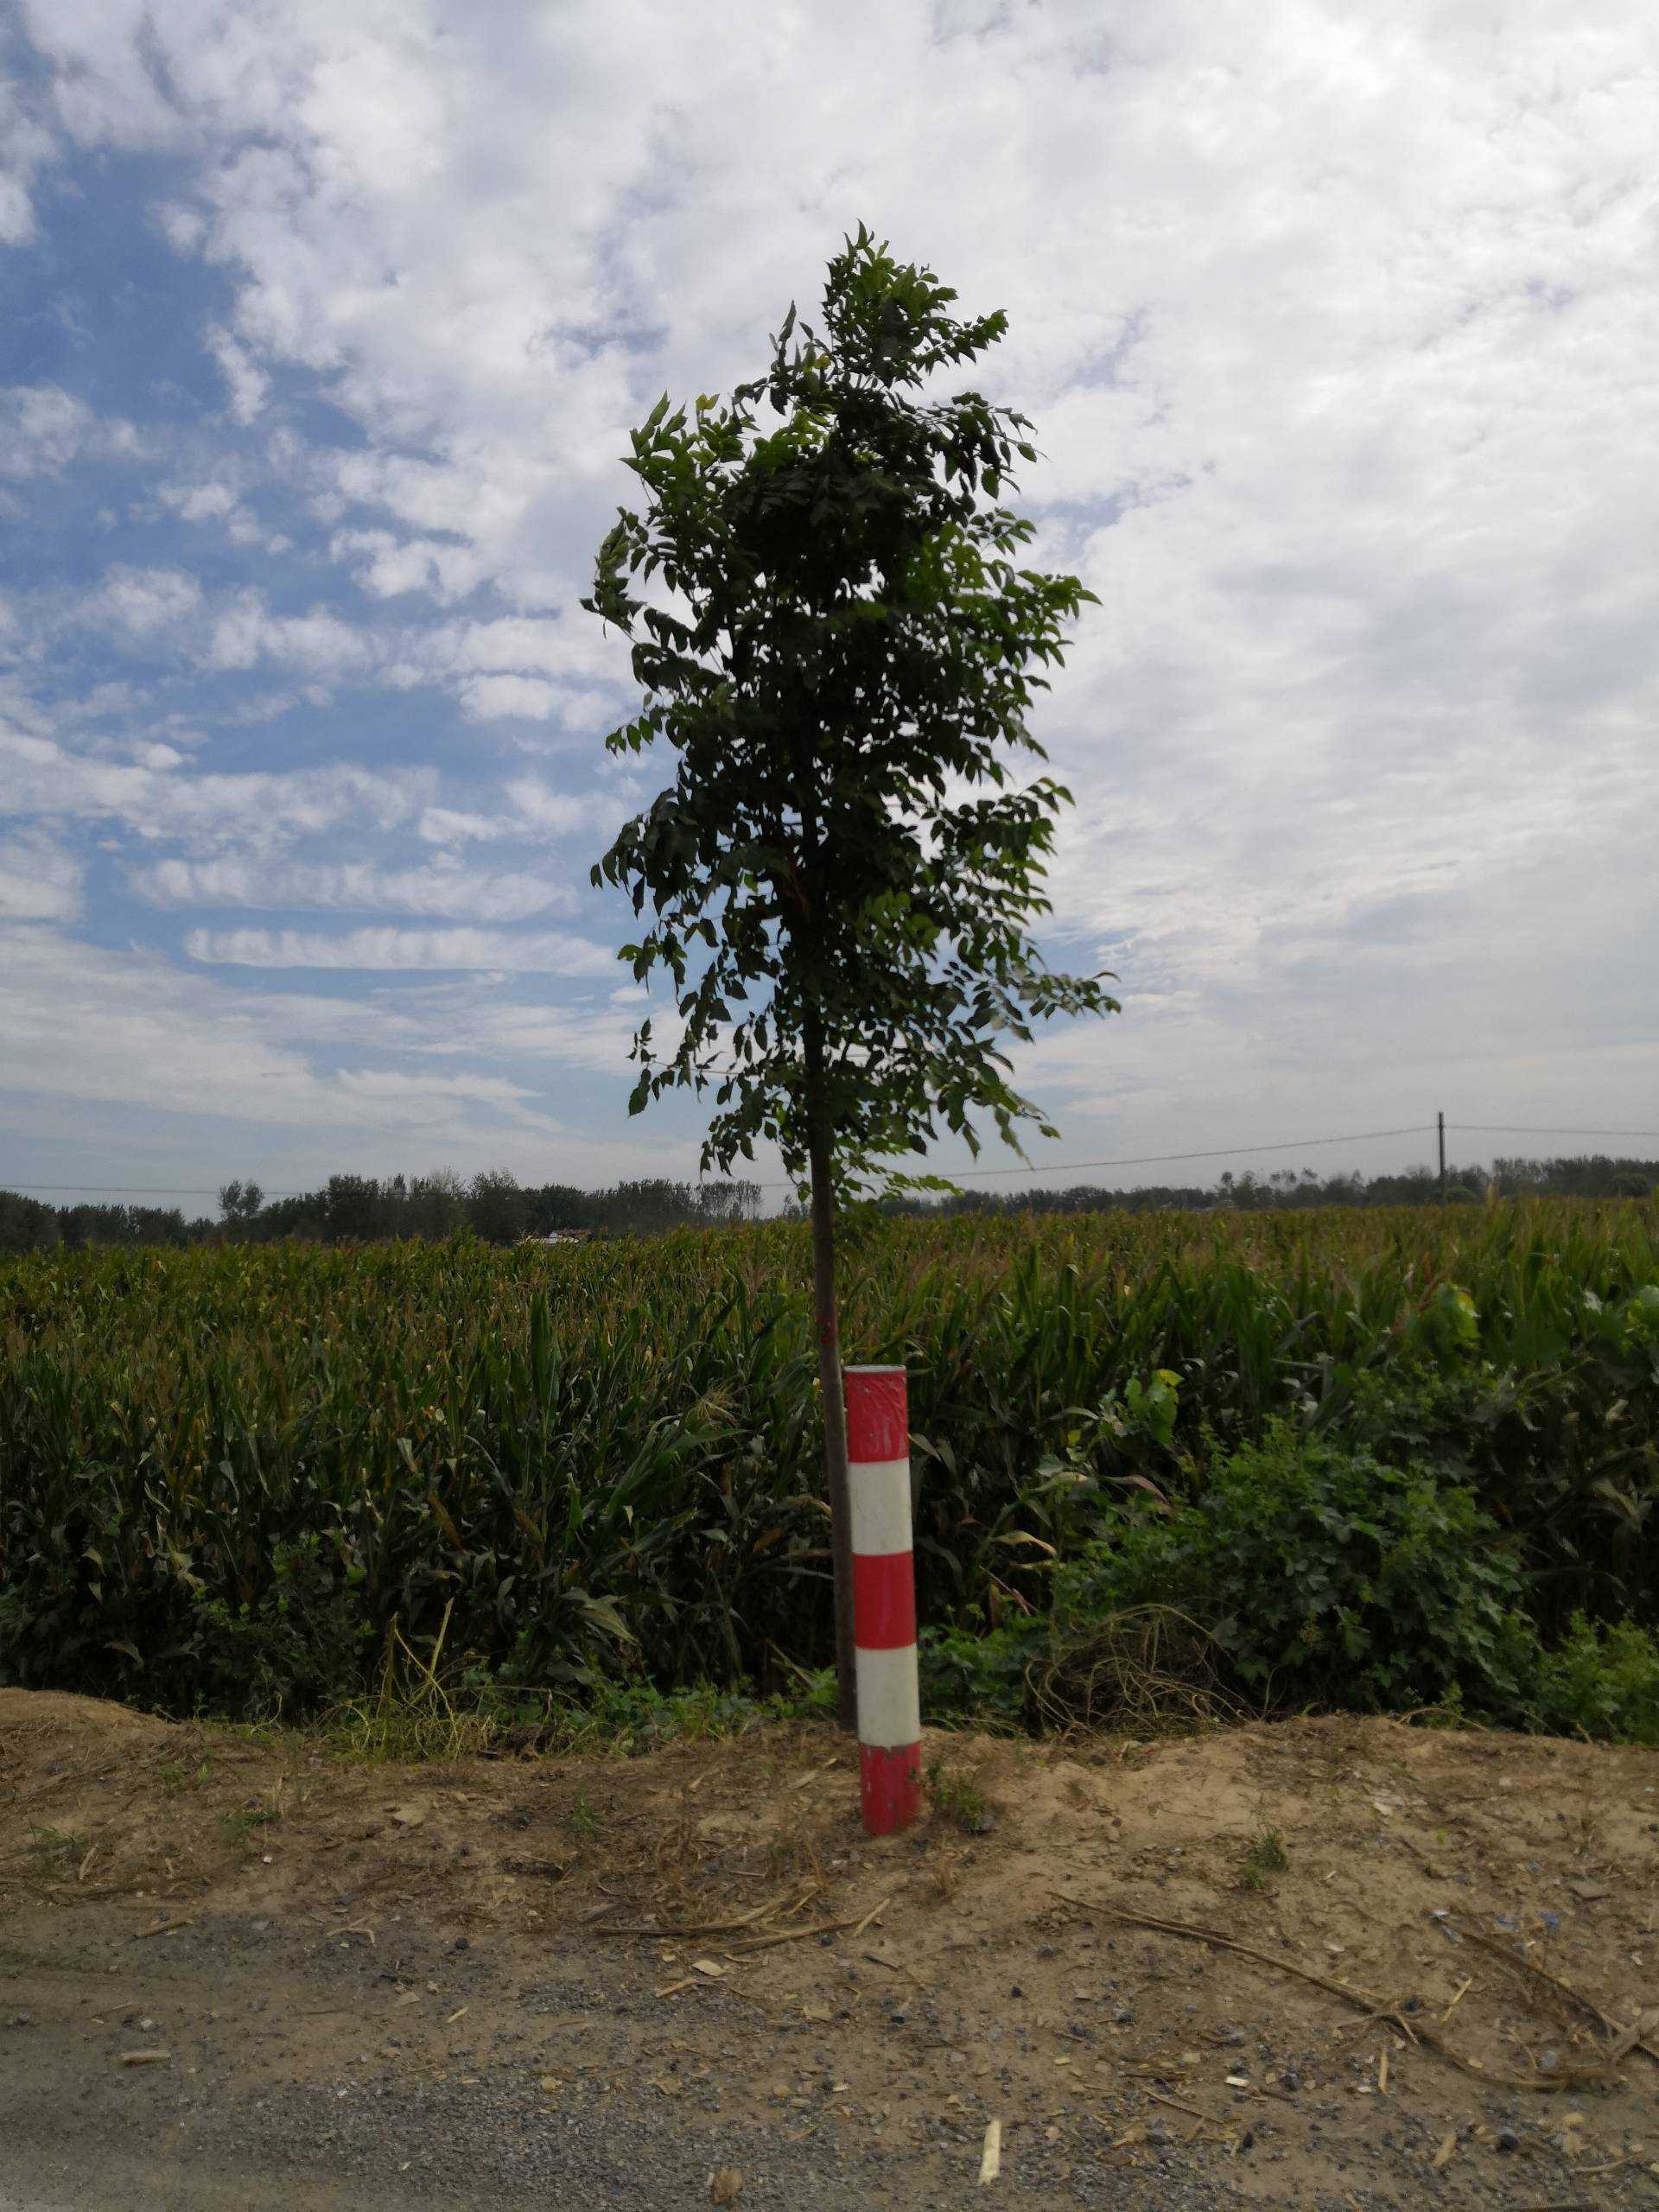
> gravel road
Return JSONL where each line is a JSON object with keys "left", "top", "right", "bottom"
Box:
{"left": 0, "top": 1897, "right": 1285, "bottom": 2212}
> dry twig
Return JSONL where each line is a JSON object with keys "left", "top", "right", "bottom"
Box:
{"left": 1056, "top": 1897, "right": 1643, "bottom": 2094}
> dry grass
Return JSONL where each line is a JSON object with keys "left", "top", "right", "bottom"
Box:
{"left": 1033, "top": 1603, "right": 1249, "bottom": 1736}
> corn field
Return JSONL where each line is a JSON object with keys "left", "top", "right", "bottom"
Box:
{"left": 2, "top": 1202, "right": 1656, "bottom": 1719}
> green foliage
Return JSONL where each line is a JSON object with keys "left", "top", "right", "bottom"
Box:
{"left": 918, "top": 1617, "right": 1044, "bottom": 1729}
{"left": 587, "top": 226, "right": 1116, "bottom": 1192}
{"left": 0, "top": 1191, "right": 60, "bottom": 1256}
{"left": 564, "top": 1787, "right": 601, "bottom": 1840}
{"left": 1529, "top": 1614, "right": 1659, "bottom": 1745}
{"left": 1056, "top": 1425, "right": 1536, "bottom": 1713}
{"left": 925, "top": 1758, "right": 994, "bottom": 1833}
{"left": 218, "top": 1179, "right": 264, "bottom": 1228}
{"left": 1, "top": 1203, "right": 1656, "bottom": 1726}
{"left": 1240, "top": 1827, "right": 1289, "bottom": 1890}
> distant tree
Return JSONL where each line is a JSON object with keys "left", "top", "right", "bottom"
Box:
{"left": 321, "top": 1174, "right": 387, "bottom": 1242}
{"left": 0, "top": 1190, "right": 60, "bottom": 1255}
{"left": 251, "top": 1193, "right": 326, "bottom": 1241}
{"left": 405, "top": 1169, "right": 469, "bottom": 1240}
{"left": 587, "top": 229, "right": 1116, "bottom": 1724}
{"left": 218, "top": 1179, "right": 264, "bottom": 1229}
{"left": 692, "top": 1179, "right": 764, "bottom": 1226}
{"left": 527, "top": 1181, "right": 592, "bottom": 1235}
{"left": 466, "top": 1170, "right": 531, "bottom": 1245}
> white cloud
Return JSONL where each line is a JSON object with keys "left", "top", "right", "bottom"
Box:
{"left": 458, "top": 672, "right": 558, "bottom": 721}
{"left": 504, "top": 778, "right": 631, "bottom": 840}
{"left": 0, "top": 920, "right": 704, "bottom": 1190}
{"left": 159, "top": 478, "right": 240, "bottom": 524}
{"left": 416, "top": 804, "right": 507, "bottom": 844}
{"left": 0, "top": 834, "right": 82, "bottom": 920}
{"left": 1, "top": 719, "right": 434, "bottom": 854}
{"left": 93, "top": 564, "right": 204, "bottom": 635}
{"left": 207, "top": 326, "right": 270, "bottom": 423}
{"left": 0, "top": 77, "right": 57, "bottom": 248}
{"left": 0, "top": 920, "right": 572, "bottom": 1142}
{"left": 157, "top": 200, "right": 207, "bottom": 253}
{"left": 133, "top": 853, "right": 576, "bottom": 921}
{"left": 398, "top": 989, "right": 679, "bottom": 1076}
{"left": 184, "top": 923, "right": 617, "bottom": 973}
{"left": 0, "top": 385, "right": 143, "bottom": 476}
{"left": 445, "top": 614, "right": 620, "bottom": 683}
{"left": 205, "top": 590, "right": 378, "bottom": 679}
{"left": 329, "top": 527, "right": 488, "bottom": 603}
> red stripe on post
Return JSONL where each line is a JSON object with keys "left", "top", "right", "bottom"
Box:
{"left": 844, "top": 1366, "right": 908, "bottom": 1463}
{"left": 859, "top": 1741, "right": 922, "bottom": 1836}
{"left": 851, "top": 1550, "right": 918, "bottom": 1649}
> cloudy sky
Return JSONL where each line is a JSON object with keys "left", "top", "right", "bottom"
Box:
{"left": 2, "top": 0, "right": 1656, "bottom": 1210}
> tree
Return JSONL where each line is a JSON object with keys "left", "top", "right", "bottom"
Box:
{"left": 587, "top": 228, "right": 1117, "bottom": 1726}
{"left": 321, "top": 1173, "right": 387, "bottom": 1242}
{"left": 0, "top": 1190, "right": 60, "bottom": 1255}
{"left": 466, "top": 1169, "right": 531, "bottom": 1245}
{"left": 218, "top": 1179, "right": 264, "bottom": 1230}
{"left": 406, "top": 1168, "right": 469, "bottom": 1240}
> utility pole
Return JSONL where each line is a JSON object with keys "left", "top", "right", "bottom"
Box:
{"left": 1437, "top": 1110, "right": 1446, "bottom": 1201}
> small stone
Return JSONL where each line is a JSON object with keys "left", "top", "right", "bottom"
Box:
{"left": 1218, "top": 2026, "right": 1246, "bottom": 2046}
{"left": 1280, "top": 2069, "right": 1301, "bottom": 2092}
{"left": 1009, "top": 1985, "right": 1023, "bottom": 1999}
{"left": 1495, "top": 2126, "right": 1521, "bottom": 2154}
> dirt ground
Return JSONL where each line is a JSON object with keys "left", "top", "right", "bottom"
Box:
{"left": 2, "top": 1690, "right": 1656, "bottom": 2211}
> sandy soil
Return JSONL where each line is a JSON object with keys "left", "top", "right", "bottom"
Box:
{"left": 2, "top": 1688, "right": 1656, "bottom": 2209}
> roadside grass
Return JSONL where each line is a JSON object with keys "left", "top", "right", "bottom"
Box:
{"left": 1240, "top": 1824, "right": 1290, "bottom": 1890}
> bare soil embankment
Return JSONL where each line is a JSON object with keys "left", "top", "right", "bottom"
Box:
{"left": 2, "top": 1690, "right": 1656, "bottom": 2209}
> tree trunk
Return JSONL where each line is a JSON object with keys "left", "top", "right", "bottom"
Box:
{"left": 804, "top": 1037, "right": 857, "bottom": 1735}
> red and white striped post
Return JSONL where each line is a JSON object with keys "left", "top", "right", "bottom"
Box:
{"left": 843, "top": 1364, "right": 921, "bottom": 1836}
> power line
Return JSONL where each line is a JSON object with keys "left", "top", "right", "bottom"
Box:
{"left": 759, "top": 1122, "right": 1433, "bottom": 1187}
{"left": 0, "top": 1183, "right": 306, "bottom": 1198}
{"left": 1453, "top": 1122, "right": 1659, "bottom": 1141}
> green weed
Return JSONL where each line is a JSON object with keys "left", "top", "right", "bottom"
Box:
{"left": 25, "top": 1826, "right": 89, "bottom": 1879}
{"left": 1240, "top": 1827, "right": 1289, "bottom": 1890}
{"left": 925, "top": 1760, "right": 995, "bottom": 1834}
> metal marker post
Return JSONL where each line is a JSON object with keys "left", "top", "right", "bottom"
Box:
{"left": 843, "top": 1364, "right": 921, "bottom": 1835}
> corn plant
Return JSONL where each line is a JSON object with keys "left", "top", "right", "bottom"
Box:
{"left": 0, "top": 1200, "right": 1654, "bottom": 1717}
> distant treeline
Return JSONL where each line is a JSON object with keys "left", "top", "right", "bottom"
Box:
{"left": 0, "top": 1173, "right": 765, "bottom": 1255}
{"left": 872, "top": 1154, "right": 1659, "bottom": 1217}
{"left": 0, "top": 1152, "right": 1652, "bottom": 1256}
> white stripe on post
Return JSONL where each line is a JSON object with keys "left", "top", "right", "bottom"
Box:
{"left": 853, "top": 1643, "right": 923, "bottom": 1751}
{"left": 843, "top": 1363, "right": 921, "bottom": 1835}
{"left": 848, "top": 1459, "right": 914, "bottom": 1555}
